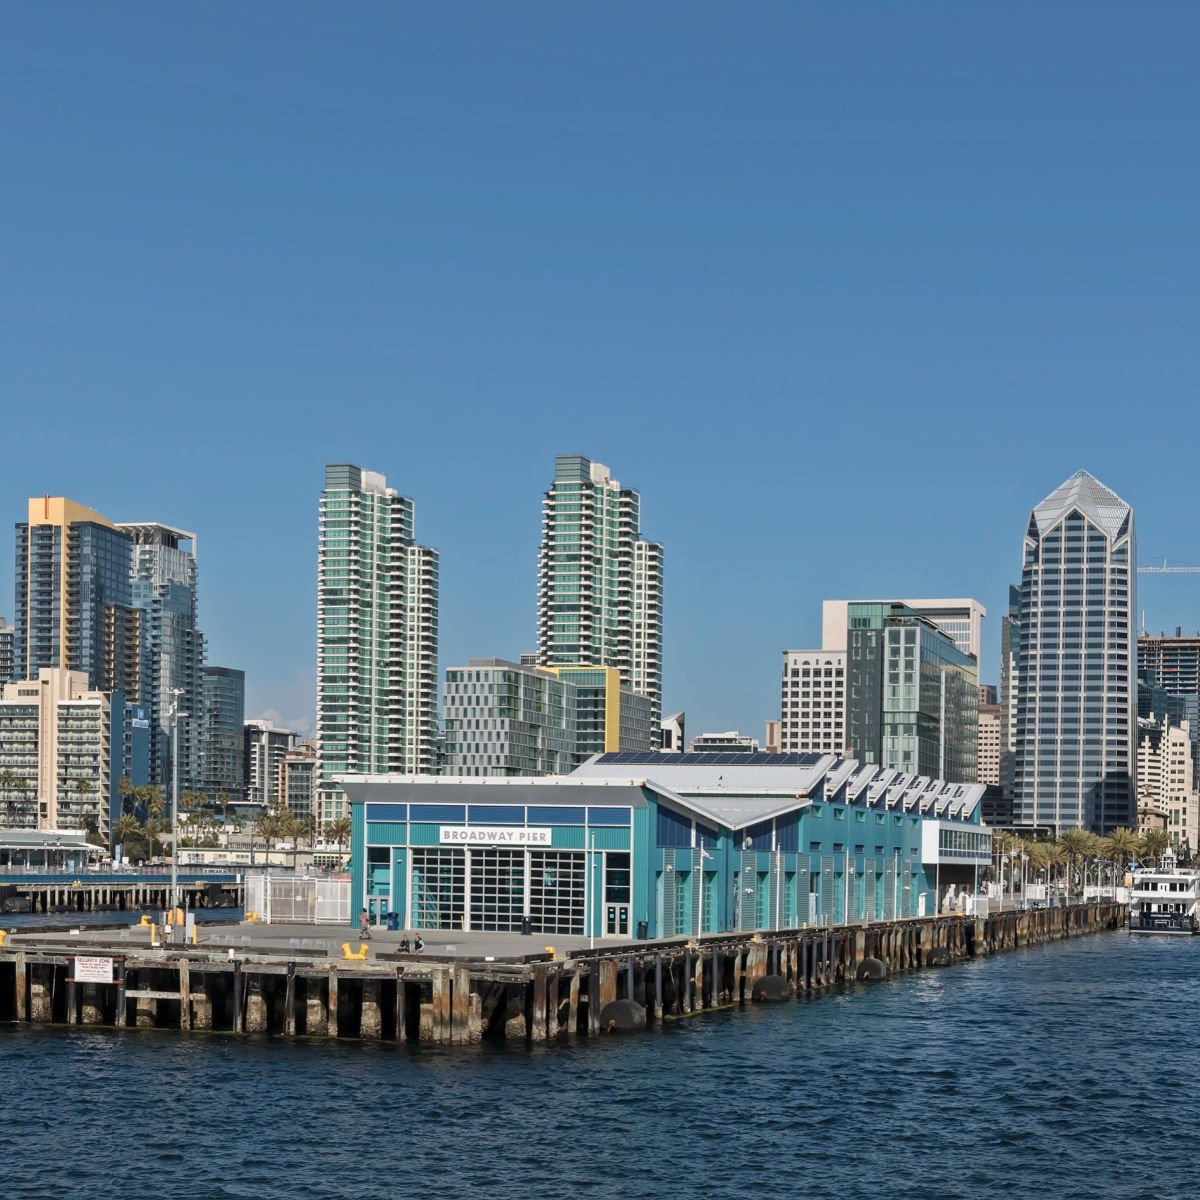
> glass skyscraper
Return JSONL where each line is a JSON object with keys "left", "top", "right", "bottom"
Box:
{"left": 1014, "top": 471, "right": 1136, "bottom": 835}
{"left": 200, "top": 665, "right": 245, "bottom": 804}
{"left": 316, "top": 464, "right": 439, "bottom": 825}
{"left": 14, "top": 498, "right": 142, "bottom": 701}
{"left": 844, "top": 602, "right": 979, "bottom": 781}
{"left": 119, "top": 522, "right": 204, "bottom": 791}
{"left": 536, "top": 455, "right": 663, "bottom": 723}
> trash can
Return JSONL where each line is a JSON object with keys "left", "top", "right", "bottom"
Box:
{"left": 386, "top": 912, "right": 399, "bottom": 932}
{"left": 520, "top": 915, "right": 532, "bottom": 936}
{"left": 636, "top": 920, "right": 649, "bottom": 940}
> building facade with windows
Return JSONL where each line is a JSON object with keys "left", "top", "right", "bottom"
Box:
{"left": 200, "top": 666, "right": 245, "bottom": 804}
{"left": 244, "top": 719, "right": 295, "bottom": 808}
{"left": 316, "top": 464, "right": 439, "bottom": 826}
{"left": 779, "top": 650, "right": 847, "bottom": 754}
{"left": 845, "top": 603, "right": 979, "bottom": 782}
{"left": 119, "top": 522, "right": 204, "bottom": 791}
{"left": 536, "top": 455, "right": 663, "bottom": 724}
{"left": 343, "top": 752, "right": 988, "bottom": 936}
{"left": 1137, "top": 715, "right": 1197, "bottom": 852}
{"left": 0, "top": 668, "right": 148, "bottom": 836}
{"left": 14, "top": 497, "right": 143, "bottom": 701}
{"left": 688, "top": 731, "right": 759, "bottom": 753}
{"left": 278, "top": 740, "right": 317, "bottom": 823}
{"left": 1013, "top": 471, "right": 1136, "bottom": 834}
{"left": 443, "top": 659, "right": 578, "bottom": 777}
{"left": 822, "top": 598, "right": 986, "bottom": 659}
{"left": 0, "top": 617, "right": 13, "bottom": 685}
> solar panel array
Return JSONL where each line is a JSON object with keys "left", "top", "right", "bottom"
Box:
{"left": 597, "top": 751, "right": 824, "bottom": 767}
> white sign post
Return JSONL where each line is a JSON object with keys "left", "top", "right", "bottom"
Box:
{"left": 74, "top": 956, "right": 114, "bottom": 984}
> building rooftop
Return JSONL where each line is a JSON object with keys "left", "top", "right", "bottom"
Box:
{"left": 1031, "top": 470, "right": 1132, "bottom": 538}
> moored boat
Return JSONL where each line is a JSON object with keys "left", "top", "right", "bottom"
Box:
{"left": 1129, "top": 848, "right": 1200, "bottom": 934}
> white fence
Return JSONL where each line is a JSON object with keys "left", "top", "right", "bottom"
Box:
{"left": 244, "top": 874, "right": 351, "bottom": 925}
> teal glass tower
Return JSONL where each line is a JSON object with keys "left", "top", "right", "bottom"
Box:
{"left": 316, "top": 464, "right": 439, "bottom": 825}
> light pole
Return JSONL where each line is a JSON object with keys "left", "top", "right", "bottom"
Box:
{"left": 168, "top": 688, "right": 188, "bottom": 932}
{"left": 696, "top": 845, "right": 712, "bottom": 942}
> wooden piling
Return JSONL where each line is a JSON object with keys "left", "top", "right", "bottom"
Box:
{"left": 178, "top": 959, "right": 191, "bottom": 1032}
{"left": 326, "top": 968, "right": 338, "bottom": 1038}
{"left": 360, "top": 979, "right": 382, "bottom": 1039}
{"left": 14, "top": 951, "right": 26, "bottom": 1023}
{"left": 284, "top": 963, "right": 297, "bottom": 1036}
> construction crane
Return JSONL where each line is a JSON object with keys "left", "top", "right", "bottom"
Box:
{"left": 1138, "top": 559, "right": 1200, "bottom": 574}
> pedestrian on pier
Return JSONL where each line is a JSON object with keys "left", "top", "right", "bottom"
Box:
{"left": 359, "top": 909, "right": 372, "bottom": 940}
{"left": 413, "top": 932, "right": 425, "bottom": 952}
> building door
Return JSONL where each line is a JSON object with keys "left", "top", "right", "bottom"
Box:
{"left": 469, "top": 848, "right": 526, "bottom": 932}
{"left": 410, "top": 848, "right": 466, "bottom": 931}
{"left": 605, "top": 851, "right": 631, "bottom": 935}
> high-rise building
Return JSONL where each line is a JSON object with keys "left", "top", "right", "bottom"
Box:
{"left": 550, "top": 665, "right": 656, "bottom": 759}
{"left": 443, "top": 659, "right": 578, "bottom": 776}
{"left": 844, "top": 603, "right": 978, "bottom": 781}
{"left": 316, "top": 464, "right": 439, "bottom": 825}
{"left": 244, "top": 718, "right": 295, "bottom": 808}
{"left": 277, "top": 740, "right": 317, "bottom": 824}
{"left": 822, "top": 598, "right": 986, "bottom": 658}
{"left": 536, "top": 455, "right": 663, "bottom": 723}
{"left": 200, "top": 666, "right": 245, "bottom": 805}
{"left": 779, "top": 650, "right": 847, "bottom": 755}
{"left": 1137, "top": 635, "right": 1200, "bottom": 776}
{"left": 0, "top": 617, "right": 13, "bottom": 685}
{"left": 979, "top": 684, "right": 998, "bottom": 706}
{"left": 1136, "top": 715, "right": 1197, "bottom": 852}
{"left": 14, "top": 497, "right": 142, "bottom": 700}
{"left": 0, "top": 668, "right": 148, "bottom": 835}
{"left": 1014, "top": 471, "right": 1136, "bottom": 834}
{"left": 978, "top": 702, "right": 1002, "bottom": 787}
{"left": 1000, "top": 584, "right": 1020, "bottom": 800}
{"left": 118, "top": 522, "right": 204, "bottom": 791}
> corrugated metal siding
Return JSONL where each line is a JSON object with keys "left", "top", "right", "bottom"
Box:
{"left": 407, "top": 823, "right": 442, "bottom": 847}
{"left": 366, "top": 822, "right": 407, "bottom": 845}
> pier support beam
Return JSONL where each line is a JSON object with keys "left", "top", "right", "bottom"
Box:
{"left": 306, "top": 977, "right": 327, "bottom": 1037}
{"left": 360, "top": 979, "right": 382, "bottom": 1039}
{"left": 326, "top": 969, "right": 338, "bottom": 1038}
{"left": 245, "top": 978, "right": 267, "bottom": 1034}
{"left": 193, "top": 974, "right": 213, "bottom": 1031}
{"left": 81, "top": 982, "right": 103, "bottom": 1025}
{"left": 14, "top": 952, "right": 26, "bottom": 1023}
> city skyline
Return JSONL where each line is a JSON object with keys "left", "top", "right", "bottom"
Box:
{"left": 5, "top": 6, "right": 1200, "bottom": 739}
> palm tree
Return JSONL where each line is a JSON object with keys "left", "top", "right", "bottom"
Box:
{"left": 114, "top": 813, "right": 141, "bottom": 855}
{"left": 1059, "top": 828, "right": 1092, "bottom": 903}
{"left": 325, "top": 816, "right": 352, "bottom": 852}
{"left": 75, "top": 777, "right": 95, "bottom": 828}
{"left": 143, "top": 816, "right": 165, "bottom": 859}
{"left": 1141, "top": 828, "right": 1170, "bottom": 868}
{"left": 0, "top": 767, "right": 21, "bottom": 826}
{"left": 117, "top": 774, "right": 135, "bottom": 815}
{"left": 1103, "top": 827, "right": 1140, "bottom": 878}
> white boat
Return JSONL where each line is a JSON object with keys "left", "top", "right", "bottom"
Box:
{"left": 1129, "top": 848, "right": 1200, "bottom": 935}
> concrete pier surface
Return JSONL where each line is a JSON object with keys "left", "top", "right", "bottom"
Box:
{"left": 0, "top": 902, "right": 1127, "bottom": 1047}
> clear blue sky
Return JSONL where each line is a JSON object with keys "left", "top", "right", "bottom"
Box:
{"left": 4, "top": 3, "right": 1199, "bottom": 738}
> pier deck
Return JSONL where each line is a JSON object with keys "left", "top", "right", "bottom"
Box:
{"left": 0, "top": 902, "right": 1126, "bottom": 1046}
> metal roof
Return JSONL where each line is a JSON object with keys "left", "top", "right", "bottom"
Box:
{"left": 1031, "top": 470, "right": 1131, "bottom": 539}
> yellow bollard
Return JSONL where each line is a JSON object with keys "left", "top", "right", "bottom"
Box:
{"left": 246, "top": 912, "right": 259, "bottom": 924}
{"left": 138, "top": 914, "right": 152, "bottom": 926}
{"left": 341, "top": 942, "right": 369, "bottom": 961}
{"left": 544, "top": 946, "right": 556, "bottom": 960}
{"left": 191, "top": 924, "right": 198, "bottom": 945}
{"left": 0, "top": 930, "right": 7, "bottom": 946}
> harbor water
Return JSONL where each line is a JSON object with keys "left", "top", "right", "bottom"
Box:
{"left": 3, "top": 929, "right": 1195, "bottom": 1200}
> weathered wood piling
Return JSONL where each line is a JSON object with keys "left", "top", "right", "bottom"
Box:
{"left": 0, "top": 902, "right": 1125, "bottom": 1047}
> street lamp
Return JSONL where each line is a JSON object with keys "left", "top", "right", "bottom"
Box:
{"left": 168, "top": 688, "right": 188, "bottom": 934}
{"left": 695, "top": 845, "right": 712, "bottom": 941}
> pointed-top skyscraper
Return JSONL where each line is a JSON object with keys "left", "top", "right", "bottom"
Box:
{"left": 1014, "top": 470, "right": 1135, "bottom": 834}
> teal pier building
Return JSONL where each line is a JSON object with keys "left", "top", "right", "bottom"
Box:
{"left": 342, "top": 752, "right": 990, "bottom": 937}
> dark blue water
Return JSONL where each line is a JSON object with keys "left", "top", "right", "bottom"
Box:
{"left": 3, "top": 931, "right": 1194, "bottom": 1200}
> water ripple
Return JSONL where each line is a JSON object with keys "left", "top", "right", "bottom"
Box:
{"left": 2, "top": 932, "right": 1196, "bottom": 1199}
